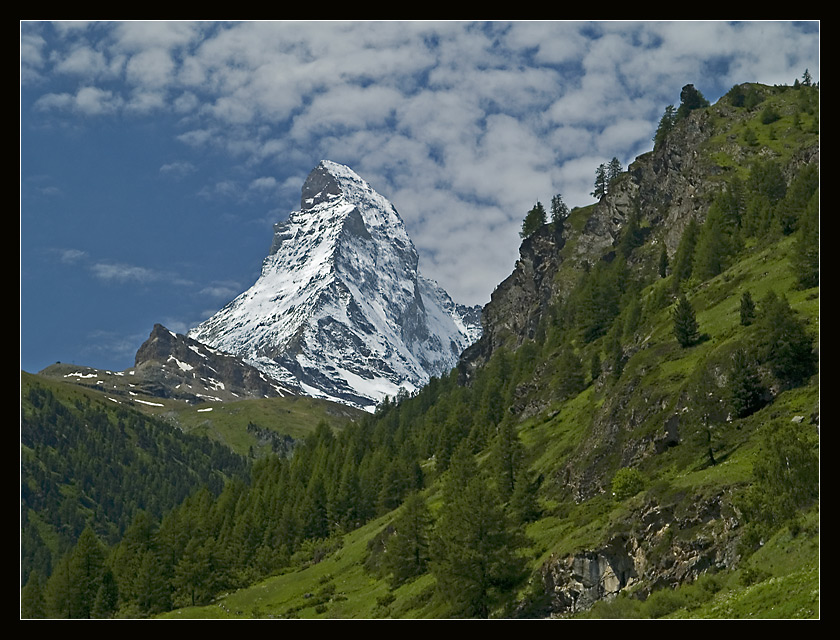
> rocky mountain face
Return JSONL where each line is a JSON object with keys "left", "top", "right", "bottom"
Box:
{"left": 132, "top": 323, "right": 295, "bottom": 402}
{"left": 38, "top": 323, "right": 294, "bottom": 405}
{"left": 460, "top": 83, "right": 818, "bottom": 377}
{"left": 457, "top": 83, "right": 819, "bottom": 617}
{"left": 189, "top": 160, "right": 481, "bottom": 411}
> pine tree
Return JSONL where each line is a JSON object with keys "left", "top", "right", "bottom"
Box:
{"left": 556, "top": 343, "right": 586, "bottom": 401}
{"left": 590, "top": 351, "right": 602, "bottom": 382}
{"left": 21, "top": 571, "right": 47, "bottom": 619}
{"left": 671, "top": 218, "right": 700, "bottom": 285}
{"left": 67, "top": 525, "right": 106, "bottom": 618}
{"left": 591, "top": 163, "right": 608, "bottom": 200}
{"left": 520, "top": 202, "right": 547, "bottom": 239}
{"left": 385, "top": 491, "right": 432, "bottom": 588}
{"left": 675, "top": 83, "right": 710, "bottom": 121}
{"left": 739, "top": 290, "right": 756, "bottom": 326}
{"left": 431, "top": 442, "right": 525, "bottom": 618}
{"left": 791, "top": 191, "right": 819, "bottom": 289}
{"left": 728, "top": 347, "right": 766, "bottom": 419}
{"left": 173, "top": 537, "right": 212, "bottom": 607}
{"left": 752, "top": 292, "right": 816, "bottom": 388}
{"left": 550, "top": 193, "right": 569, "bottom": 227}
{"left": 692, "top": 205, "right": 730, "bottom": 282}
{"left": 654, "top": 104, "right": 677, "bottom": 147}
{"left": 91, "top": 568, "right": 119, "bottom": 619}
{"left": 658, "top": 245, "right": 669, "bottom": 278}
{"left": 492, "top": 418, "right": 524, "bottom": 500}
{"left": 672, "top": 295, "right": 699, "bottom": 347}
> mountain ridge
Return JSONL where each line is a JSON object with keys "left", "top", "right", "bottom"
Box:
{"left": 189, "top": 160, "right": 482, "bottom": 411}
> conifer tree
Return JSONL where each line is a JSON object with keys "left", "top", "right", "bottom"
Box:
{"left": 431, "top": 442, "right": 525, "bottom": 618}
{"left": 728, "top": 347, "right": 766, "bottom": 419}
{"left": 385, "top": 491, "right": 432, "bottom": 588}
{"left": 607, "top": 157, "right": 623, "bottom": 189}
{"left": 91, "top": 568, "right": 119, "bottom": 619}
{"left": 675, "top": 83, "right": 710, "bottom": 120}
{"left": 791, "top": 191, "right": 819, "bottom": 289}
{"left": 752, "top": 292, "right": 816, "bottom": 388}
{"left": 671, "top": 218, "right": 700, "bottom": 286}
{"left": 492, "top": 417, "right": 524, "bottom": 500}
{"left": 739, "top": 290, "right": 756, "bottom": 326}
{"left": 590, "top": 351, "right": 602, "bottom": 382}
{"left": 556, "top": 343, "right": 586, "bottom": 401}
{"left": 21, "top": 571, "right": 47, "bottom": 619}
{"left": 692, "top": 205, "right": 730, "bottom": 282}
{"left": 67, "top": 525, "right": 106, "bottom": 618}
{"left": 654, "top": 104, "right": 677, "bottom": 147}
{"left": 520, "top": 202, "right": 547, "bottom": 239}
{"left": 550, "top": 193, "right": 569, "bottom": 227}
{"left": 591, "top": 163, "right": 608, "bottom": 200}
{"left": 672, "top": 295, "right": 699, "bottom": 347}
{"left": 658, "top": 245, "right": 669, "bottom": 278}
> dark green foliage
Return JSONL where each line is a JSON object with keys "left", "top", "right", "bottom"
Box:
{"left": 431, "top": 443, "right": 526, "bottom": 618}
{"left": 653, "top": 104, "right": 676, "bottom": 147}
{"left": 384, "top": 492, "right": 432, "bottom": 588}
{"left": 751, "top": 292, "right": 817, "bottom": 388}
{"left": 44, "top": 526, "right": 107, "bottom": 619}
{"left": 575, "top": 257, "right": 628, "bottom": 343}
{"left": 791, "top": 190, "right": 819, "bottom": 289}
{"left": 607, "top": 157, "right": 623, "bottom": 187}
{"left": 692, "top": 205, "right": 731, "bottom": 282}
{"left": 739, "top": 420, "right": 818, "bottom": 549}
{"left": 550, "top": 193, "right": 569, "bottom": 228}
{"left": 672, "top": 295, "right": 699, "bottom": 347}
{"left": 727, "top": 347, "right": 767, "bottom": 419}
{"left": 20, "top": 380, "right": 249, "bottom": 589}
{"left": 605, "top": 320, "right": 625, "bottom": 379}
{"left": 760, "top": 104, "right": 781, "bottom": 124}
{"left": 492, "top": 418, "right": 524, "bottom": 500}
{"left": 675, "top": 83, "right": 710, "bottom": 120}
{"left": 520, "top": 201, "right": 547, "bottom": 239}
{"left": 21, "top": 571, "right": 47, "bottom": 619}
{"left": 658, "top": 245, "right": 669, "bottom": 278}
{"left": 91, "top": 568, "right": 119, "bottom": 619}
{"left": 739, "top": 290, "right": 756, "bottom": 326}
{"left": 616, "top": 211, "right": 643, "bottom": 259}
{"left": 610, "top": 467, "right": 645, "bottom": 501}
{"left": 509, "top": 470, "right": 541, "bottom": 524}
{"left": 743, "top": 160, "right": 787, "bottom": 237}
{"left": 592, "top": 163, "right": 607, "bottom": 200}
{"left": 671, "top": 218, "right": 700, "bottom": 285}
{"left": 590, "top": 352, "right": 602, "bottom": 382}
{"left": 556, "top": 343, "right": 586, "bottom": 401}
{"left": 777, "top": 163, "right": 819, "bottom": 236}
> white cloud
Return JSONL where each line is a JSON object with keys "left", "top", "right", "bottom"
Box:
{"left": 53, "top": 45, "right": 108, "bottom": 77}
{"left": 22, "top": 20, "right": 820, "bottom": 307}
{"left": 125, "top": 47, "right": 176, "bottom": 89}
{"left": 159, "top": 161, "right": 196, "bottom": 177}
{"left": 90, "top": 262, "right": 161, "bottom": 284}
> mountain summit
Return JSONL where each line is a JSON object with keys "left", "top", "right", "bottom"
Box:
{"left": 189, "top": 160, "right": 481, "bottom": 411}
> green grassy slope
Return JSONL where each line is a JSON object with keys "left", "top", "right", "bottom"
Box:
{"left": 153, "top": 220, "right": 818, "bottom": 618}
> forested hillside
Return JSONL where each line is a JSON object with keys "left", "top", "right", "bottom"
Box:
{"left": 21, "top": 78, "right": 818, "bottom": 619}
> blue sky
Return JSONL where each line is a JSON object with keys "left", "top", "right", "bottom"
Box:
{"left": 20, "top": 20, "right": 820, "bottom": 374}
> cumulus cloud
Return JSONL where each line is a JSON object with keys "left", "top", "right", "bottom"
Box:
{"left": 22, "top": 20, "right": 820, "bottom": 306}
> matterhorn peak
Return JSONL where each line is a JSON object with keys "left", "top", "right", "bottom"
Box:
{"left": 189, "top": 161, "right": 481, "bottom": 411}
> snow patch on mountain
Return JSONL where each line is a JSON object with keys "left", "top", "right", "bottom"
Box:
{"left": 189, "top": 160, "right": 481, "bottom": 411}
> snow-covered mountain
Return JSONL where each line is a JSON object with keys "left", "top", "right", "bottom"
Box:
{"left": 189, "top": 160, "right": 482, "bottom": 411}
